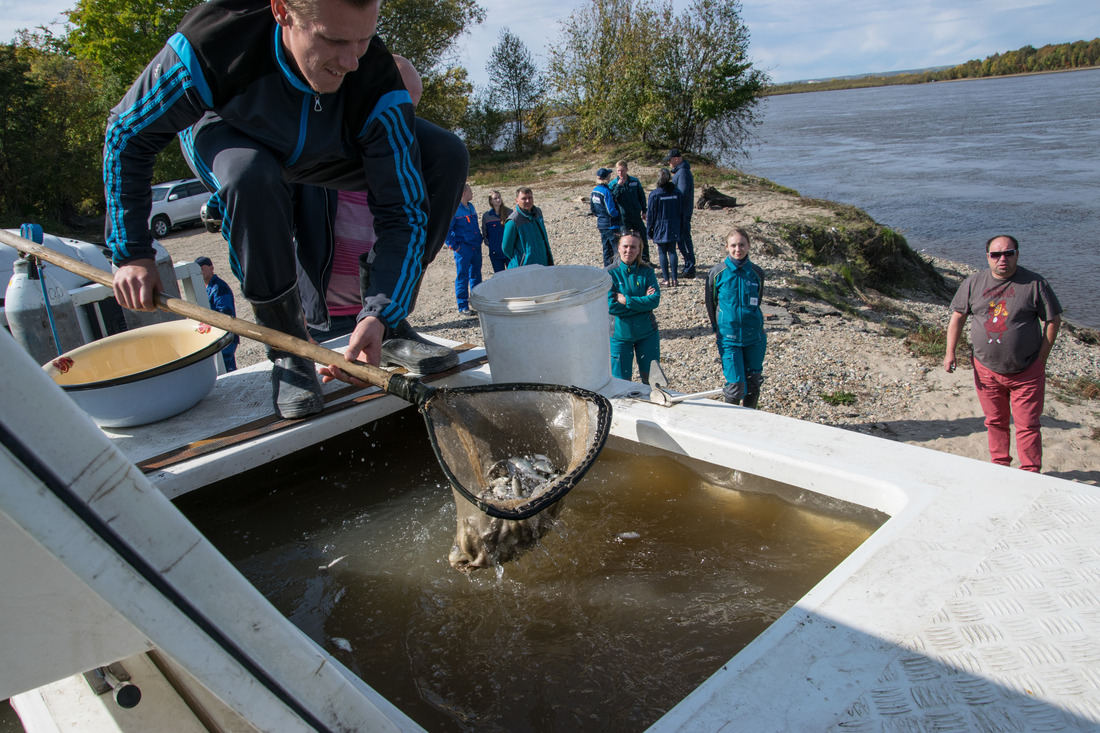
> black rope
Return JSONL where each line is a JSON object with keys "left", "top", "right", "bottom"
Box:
{"left": 0, "top": 419, "right": 333, "bottom": 732}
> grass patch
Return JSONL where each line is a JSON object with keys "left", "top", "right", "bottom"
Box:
{"left": 1049, "top": 375, "right": 1100, "bottom": 405}
{"left": 1062, "top": 376, "right": 1100, "bottom": 400}
{"left": 904, "top": 325, "right": 948, "bottom": 360}
{"left": 781, "top": 221, "right": 949, "bottom": 298}
{"left": 883, "top": 325, "right": 909, "bottom": 339}
{"left": 797, "top": 199, "right": 875, "bottom": 225}
{"left": 820, "top": 390, "right": 856, "bottom": 406}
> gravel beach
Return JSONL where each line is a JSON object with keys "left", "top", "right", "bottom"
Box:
{"left": 157, "top": 162, "right": 1100, "bottom": 485}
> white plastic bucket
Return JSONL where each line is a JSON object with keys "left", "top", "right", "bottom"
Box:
{"left": 470, "top": 265, "right": 612, "bottom": 392}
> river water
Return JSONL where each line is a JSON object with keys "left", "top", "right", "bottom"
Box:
{"left": 732, "top": 68, "right": 1099, "bottom": 329}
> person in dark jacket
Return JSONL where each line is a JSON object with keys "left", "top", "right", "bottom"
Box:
{"left": 705, "top": 229, "right": 767, "bottom": 408}
{"left": 445, "top": 183, "right": 483, "bottom": 316}
{"left": 195, "top": 256, "right": 239, "bottom": 372}
{"left": 646, "top": 169, "right": 686, "bottom": 287}
{"left": 502, "top": 188, "right": 554, "bottom": 268}
{"left": 590, "top": 168, "right": 622, "bottom": 267}
{"left": 481, "top": 190, "right": 512, "bottom": 273}
{"left": 665, "top": 149, "right": 696, "bottom": 278}
{"left": 610, "top": 159, "right": 649, "bottom": 262}
{"left": 607, "top": 231, "right": 661, "bottom": 384}
{"left": 103, "top": 0, "right": 467, "bottom": 418}
{"left": 290, "top": 55, "right": 460, "bottom": 375}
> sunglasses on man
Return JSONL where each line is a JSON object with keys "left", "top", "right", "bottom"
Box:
{"left": 988, "top": 249, "right": 1016, "bottom": 259}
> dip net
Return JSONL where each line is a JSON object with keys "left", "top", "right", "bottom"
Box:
{"left": 417, "top": 383, "right": 612, "bottom": 519}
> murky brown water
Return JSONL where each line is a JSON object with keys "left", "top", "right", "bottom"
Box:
{"left": 178, "top": 409, "right": 883, "bottom": 731}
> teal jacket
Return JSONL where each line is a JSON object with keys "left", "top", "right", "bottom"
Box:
{"left": 705, "top": 256, "right": 765, "bottom": 345}
{"left": 607, "top": 259, "right": 660, "bottom": 341}
{"left": 502, "top": 206, "right": 554, "bottom": 268}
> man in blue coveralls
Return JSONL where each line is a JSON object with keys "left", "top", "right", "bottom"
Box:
{"left": 590, "top": 168, "right": 623, "bottom": 267}
{"left": 445, "top": 183, "right": 483, "bottom": 317}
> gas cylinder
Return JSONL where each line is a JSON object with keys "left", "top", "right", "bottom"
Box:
{"left": 5, "top": 257, "right": 86, "bottom": 365}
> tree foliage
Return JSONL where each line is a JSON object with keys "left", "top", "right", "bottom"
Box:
{"left": 488, "top": 28, "right": 546, "bottom": 153}
{"left": 460, "top": 90, "right": 508, "bottom": 153}
{"left": 0, "top": 41, "right": 110, "bottom": 226}
{"left": 547, "top": 0, "right": 634, "bottom": 145}
{"left": 419, "top": 66, "right": 474, "bottom": 132}
{"left": 377, "top": 0, "right": 484, "bottom": 128}
{"left": 66, "top": 0, "right": 194, "bottom": 84}
{"left": 548, "top": 0, "right": 767, "bottom": 158}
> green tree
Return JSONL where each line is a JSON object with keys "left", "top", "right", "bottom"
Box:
{"left": 66, "top": 0, "right": 193, "bottom": 84}
{"left": 460, "top": 89, "right": 507, "bottom": 152}
{"left": 650, "top": 0, "right": 767, "bottom": 155}
{"left": 488, "top": 28, "right": 545, "bottom": 153}
{"left": 66, "top": 0, "right": 195, "bottom": 183}
{"left": 376, "top": 0, "right": 484, "bottom": 128}
{"left": 0, "top": 44, "right": 45, "bottom": 224}
{"left": 548, "top": 0, "right": 766, "bottom": 158}
{"left": 547, "top": 0, "right": 635, "bottom": 147}
{"left": 419, "top": 66, "right": 474, "bottom": 132}
{"left": 0, "top": 40, "right": 111, "bottom": 227}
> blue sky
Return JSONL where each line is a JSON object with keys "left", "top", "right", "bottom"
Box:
{"left": 3, "top": 0, "right": 1097, "bottom": 87}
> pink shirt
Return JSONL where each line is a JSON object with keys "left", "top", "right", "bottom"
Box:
{"left": 326, "top": 191, "right": 376, "bottom": 316}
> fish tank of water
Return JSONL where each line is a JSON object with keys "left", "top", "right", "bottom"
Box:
{"left": 176, "top": 408, "right": 885, "bottom": 731}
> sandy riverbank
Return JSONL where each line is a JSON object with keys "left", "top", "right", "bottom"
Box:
{"left": 156, "top": 164, "right": 1099, "bottom": 486}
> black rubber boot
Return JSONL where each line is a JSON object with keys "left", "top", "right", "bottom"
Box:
{"left": 742, "top": 372, "right": 763, "bottom": 410}
{"left": 722, "top": 381, "right": 744, "bottom": 405}
{"left": 359, "top": 259, "right": 459, "bottom": 374}
{"left": 250, "top": 289, "right": 324, "bottom": 419}
{"left": 381, "top": 319, "right": 459, "bottom": 374}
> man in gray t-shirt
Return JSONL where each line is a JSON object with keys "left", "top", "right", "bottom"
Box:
{"left": 944, "top": 235, "right": 1062, "bottom": 472}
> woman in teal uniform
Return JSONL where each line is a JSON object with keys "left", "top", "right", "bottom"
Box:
{"left": 607, "top": 231, "right": 661, "bottom": 384}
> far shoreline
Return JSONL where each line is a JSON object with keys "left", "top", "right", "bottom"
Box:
{"left": 765, "top": 64, "right": 1099, "bottom": 97}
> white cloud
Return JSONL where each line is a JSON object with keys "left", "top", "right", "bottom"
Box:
{"left": 740, "top": 0, "right": 1100, "bottom": 81}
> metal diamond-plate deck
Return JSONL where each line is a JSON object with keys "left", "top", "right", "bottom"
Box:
{"left": 834, "top": 489, "right": 1100, "bottom": 731}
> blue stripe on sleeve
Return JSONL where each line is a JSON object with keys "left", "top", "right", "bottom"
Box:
{"left": 360, "top": 90, "right": 414, "bottom": 138}
{"left": 167, "top": 33, "right": 212, "bottom": 107}
{"left": 104, "top": 63, "right": 193, "bottom": 259}
{"left": 374, "top": 107, "right": 427, "bottom": 320}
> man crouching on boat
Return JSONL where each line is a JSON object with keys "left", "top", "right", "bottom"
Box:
{"left": 103, "top": 0, "right": 466, "bottom": 419}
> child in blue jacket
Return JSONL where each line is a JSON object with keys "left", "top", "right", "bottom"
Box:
{"left": 607, "top": 231, "right": 661, "bottom": 383}
{"left": 705, "top": 229, "right": 766, "bottom": 407}
{"left": 445, "top": 183, "right": 483, "bottom": 316}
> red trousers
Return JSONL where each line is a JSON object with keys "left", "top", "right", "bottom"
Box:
{"left": 972, "top": 357, "right": 1046, "bottom": 472}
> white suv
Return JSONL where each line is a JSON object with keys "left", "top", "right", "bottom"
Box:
{"left": 148, "top": 179, "right": 209, "bottom": 238}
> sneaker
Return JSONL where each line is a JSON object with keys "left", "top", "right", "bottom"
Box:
{"left": 458, "top": 308, "right": 476, "bottom": 317}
